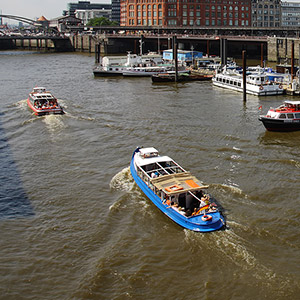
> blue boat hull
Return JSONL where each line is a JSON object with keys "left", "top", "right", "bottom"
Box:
{"left": 130, "top": 150, "right": 225, "bottom": 232}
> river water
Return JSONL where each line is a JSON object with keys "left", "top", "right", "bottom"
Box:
{"left": 0, "top": 51, "right": 299, "bottom": 299}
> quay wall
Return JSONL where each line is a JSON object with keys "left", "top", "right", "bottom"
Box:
{"left": 3, "top": 34, "right": 300, "bottom": 64}
{"left": 268, "top": 37, "right": 300, "bottom": 64}
{"left": 14, "top": 38, "right": 55, "bottom": 50}
{"left": 69, "top": 35, "right": 267, "bottom": 58}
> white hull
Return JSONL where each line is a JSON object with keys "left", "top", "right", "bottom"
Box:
{"left": 212, "top": 80, "right": 284, "bottom": 96}
{"left": 212, "top": 72, "right": 284, "bottom": 96}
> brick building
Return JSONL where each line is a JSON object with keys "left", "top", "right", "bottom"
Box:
{"left": 120, "top": 0, "right": 251, "bottom": 27}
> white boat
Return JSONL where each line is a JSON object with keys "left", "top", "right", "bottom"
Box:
{"left": 212, "top": 68, "right": 284, "bottom": 96}
{"left": 259, "top": 100, "right": 300, "bottom": 131}
{"left": 122, "top": 65, "right": 188, "bottom": 77}
{"left": 93, "top": 52, "right": 163, "bottom": 77}
{"left": 27, "top": 87, "right": 64, "bottom": 116}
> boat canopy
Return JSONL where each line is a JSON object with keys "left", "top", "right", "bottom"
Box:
{"left": 151, "top": 171, "right": 208, "bottom": 195}
{"left": 32, "top": 87, "right": 46, "bottom": 93}
{"left": 284, "top": 100, "right": 300, "bottom": 106}
{"left": 139, "top": 147, "right": 159, "bottom": 158}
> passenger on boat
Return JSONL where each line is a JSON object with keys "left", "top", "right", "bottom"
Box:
{"left": 151, "top": 172, "right": 158, "bottom": 178}
{"left": 185, "top": 208, "right": 192, "bottom": 217}
{"left": 201, "top": 194, "right": 210, "bottom": 205}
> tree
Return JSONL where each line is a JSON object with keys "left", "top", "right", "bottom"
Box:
{"left": 87, "top": 17, "right": 118, "bottom": 27}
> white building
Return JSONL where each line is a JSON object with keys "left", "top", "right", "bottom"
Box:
{"left": 281, "top": 1, "right": 300, "bottom": 27}
{"left": 75, "top": 9, "right": 112, "bottom": 25}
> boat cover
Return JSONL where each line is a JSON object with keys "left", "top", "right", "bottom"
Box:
{"left": 150, "top": 171, "right": 208, "bottom": 195}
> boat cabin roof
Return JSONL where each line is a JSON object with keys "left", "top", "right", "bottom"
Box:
{"left": 151, "top": 172, "right": 208, "bottom": 195}
{"left": 284, "top": 100, "right": 300, "bottom": 106}
{"left": 32, "top": 87, "right": 46, "bottom": 93}
{"left": 139, "top": 147, "right": 159, "bottom": 158}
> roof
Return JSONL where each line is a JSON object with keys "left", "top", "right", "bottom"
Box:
{"left": 37, "top": 16, "right": 48, "bottom": 22}
{"left": 139, "top": 147, "right": 158, "bottom": 156}
{"left": 151, "top": 172, "right": 208, "bottom": 195}
{"left": 284, "top": 100, "right": 300, "bottom": 105}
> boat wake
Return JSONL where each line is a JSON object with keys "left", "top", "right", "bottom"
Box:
{"left": 12, "top": 99, "right": 28, "bottom": 112}
{"left": 110, "top": 167, "right": 135, "bottom": 192}
{"left": 184, "top": 226, "right": 290, "bottom": 296}
{"left": 42, "top": 114, "right": 66, "bottom": 133}
{"left": 109, "top": 167, "right": 151, "bottom": 214}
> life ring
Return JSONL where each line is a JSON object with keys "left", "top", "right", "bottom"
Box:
{"left": 202, "top": 215, "right": 212, "bottom": 222}
{"left": 165, "top": 184, "right": 183, "bottom": 192}
{"left": 279, "top": 84, "right": 283, "bottom": 89}
{"left": 259, "top": 85, "right": 264, "bottom": 90}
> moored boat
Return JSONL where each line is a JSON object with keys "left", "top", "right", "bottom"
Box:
{"left": 27, "top": 87, "right": 64, "bottom": 116}
{"left": 122, "top": 65, "right": 188, "bottom": 77}
{"left": 93, "top": 52, "right": 163, "bottom": 77}
{"left": 130, "top": 147, "right": 225, "bottom": 232}
{"left": 152, "top": 72, "right": 213, "bottom": 83}
{"left": 259, "top": 100, "right": 300, "bottom": 131}
{"left": 212, "top": 68, "right": 284, "bottom": 96}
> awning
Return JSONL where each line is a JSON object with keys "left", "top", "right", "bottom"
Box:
{"left": 150, "top": 172, "right": 208, "bottom": 195}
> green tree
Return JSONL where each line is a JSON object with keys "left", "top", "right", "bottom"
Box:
{"left": 87, "top": 17, "right": 118, "bottom": 26}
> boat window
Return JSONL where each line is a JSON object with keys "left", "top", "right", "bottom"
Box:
{"left": 287, "top": 113, "right": 294, "bottom": 119}
{"left": 279, "top": 114, "right": 286, "bottom": 119}
{"left": 295, "top": 113, "right": 300, "bottom": 119}
{"left": 159, "top": 161, "right": 185, "bottom": 174}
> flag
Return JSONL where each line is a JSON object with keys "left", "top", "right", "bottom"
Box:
{"left": 198, "top": 204, "right": 209, "bottom": 212}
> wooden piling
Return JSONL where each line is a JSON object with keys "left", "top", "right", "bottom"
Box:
{"left": 95, "top": 43, "right": 100, "bottom": 64}
{"left": 242, "top": 50, "right": 247, "bottom": 102}
{"left": 172, "top": 35, "right": 178, "bottom": 82}
{"left": 291, "top": 40, "right": 294, "bottom": 80}
{"left": 261, "top": 43, "right": 264, "bottom": 67}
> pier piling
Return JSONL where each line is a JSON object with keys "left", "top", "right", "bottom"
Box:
{"left": 242, "top": 50, "right": 247, "bottom": 102}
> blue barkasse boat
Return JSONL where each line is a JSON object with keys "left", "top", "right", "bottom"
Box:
{"left": 130, "top": 147, "right": 225, "bottom": 232}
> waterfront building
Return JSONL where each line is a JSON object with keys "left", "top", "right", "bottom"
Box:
{"left": 36, "top": 16, "right": 49, "bottom": 29}
{"left": 63, "top": 1, "right": 111, "bottom": 17}
{"left": 49, "top": 16, "right": 82, "bottom": 31}
{"left": 120, "top": 0, "right": 251, "bottom": 27}
{"left": 251, "top": 0, "right": 281, "bottom": 27}
{"left": 112, "top": 0, "right": 121, "bottom": 24}
{"left": 281, "top": 1, "right": 300, "bottom": 27}
{"left": 75, "top": 9, "right": 112, "bottom": 25}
